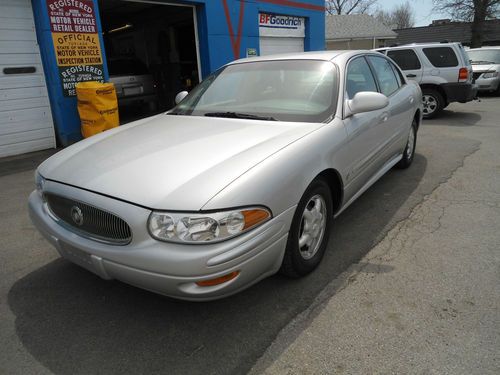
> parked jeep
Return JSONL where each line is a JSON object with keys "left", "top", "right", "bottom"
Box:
{"left": 376, "top": 42, "right": 477, "bottom": 118}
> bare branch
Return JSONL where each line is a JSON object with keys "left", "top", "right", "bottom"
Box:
{"left": 373, "top": 1, "right": 415, "bottom": 29}
{"left": 432, "top": 0, "right": 500, "bottom": 47}
{"left": 326, "top": 0, "right": 378, "bottom": 15}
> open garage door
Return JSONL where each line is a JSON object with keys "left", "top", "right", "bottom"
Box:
{"left": 99, "top": 0, "right": 200, "bottom": 123}
{"left": 259, "top": 13, "right": 305, "bottom": 56}
{"left": 0, "top": 0, "right": 56, "bottom": 158}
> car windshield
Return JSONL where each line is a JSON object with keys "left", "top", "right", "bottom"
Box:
{"left": 468, "top": 49, "right": 500, "bottom": 64}
{"left": 169, "top": 60, "right": 337, "bottom": 123}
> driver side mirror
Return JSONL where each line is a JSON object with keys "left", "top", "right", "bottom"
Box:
{"left": 345, "top": 91, "right": 389, "bottom": 117}
{"left": 175, "top": 91, "right": 189, "bottom": 105}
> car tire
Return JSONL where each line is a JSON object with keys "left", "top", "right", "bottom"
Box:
{"left": 396, "top": 118, "right": 417, "bottom": 169}
{"left": 280, "top": 178, "right": 333, "bottom": 278}
{"left": 422, "top": 89, "right": 444, "bottom": 119}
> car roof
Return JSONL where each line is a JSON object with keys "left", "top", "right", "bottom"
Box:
{"left": 228, "top": 50, "right": 374, "bottom": 65}
{"left": 468, "top": 46, "right": 500, "bottom": 50}
{"left": 376, "top": 42, "right": 462, "bottom": 50}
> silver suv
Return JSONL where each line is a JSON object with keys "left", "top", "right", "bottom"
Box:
{"left": 376, "top": 42, "right": 477, "bottom": 118}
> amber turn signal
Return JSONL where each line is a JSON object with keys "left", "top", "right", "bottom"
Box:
{"left": 242, "top": 209, "right": 270, "bottom": 230}
{"left": 196, "top": 271, "right": 240, "bottom": 287}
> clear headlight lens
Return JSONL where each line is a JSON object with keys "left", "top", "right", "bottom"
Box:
{"left": 35, "top": 172, "right": 45, "bottom": 198}
{"left": 482, "top": 71, "right": 498, "bottom": 78}
{"left": 148, "top": 208, "right": 271, "bottom": 243}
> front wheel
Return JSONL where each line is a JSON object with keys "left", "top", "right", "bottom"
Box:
{"left": 280, "top": 178, "right": 333, "bottom": 278}
{"left": 396, "top": 118, "right": 417, "bottom": 169}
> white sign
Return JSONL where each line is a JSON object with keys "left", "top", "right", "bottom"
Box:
{"left": 259, "top": 13, "right": 305, "bottom": 38}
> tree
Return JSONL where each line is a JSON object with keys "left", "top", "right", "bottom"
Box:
{"left": 326, "top": 0, "right": 378, "bottom": 15}
{"left": 433, "top": 0, "right": 500, "bottom": 47}
{"left": 374, "top": 1, "right": 415, "bottom": 29}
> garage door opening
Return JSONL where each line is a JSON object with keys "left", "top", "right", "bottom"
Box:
{"left": 98, "top": 0, "right": 200, "bottom": 123}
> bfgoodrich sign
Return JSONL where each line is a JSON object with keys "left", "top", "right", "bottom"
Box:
{"left": 258, "top": 13, "right": 305, "bottom": 37}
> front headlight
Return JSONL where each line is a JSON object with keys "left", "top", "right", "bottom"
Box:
{"left": 482, "top": 71, "right": 498, "bottom": 78}
{"left": 35, "top": 172, "right": 45, "bottom": 198}
{"left": 148, "top": 207, "right": 271, "bottom": 243}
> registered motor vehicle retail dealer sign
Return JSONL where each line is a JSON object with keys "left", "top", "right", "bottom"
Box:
{"left": 47, "top": 0, "right": 104, "bottom": 96}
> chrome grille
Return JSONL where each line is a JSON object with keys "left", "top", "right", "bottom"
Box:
{"left": 45, "top": 193, "right": 132, "bottom": 245}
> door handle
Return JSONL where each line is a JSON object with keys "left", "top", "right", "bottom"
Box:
{"left": 406, "top": 74, "right": 417, "bottom": 78}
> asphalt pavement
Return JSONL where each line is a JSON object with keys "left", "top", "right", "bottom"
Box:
{"left": 0, "top": 98, "right": 498, "bottom": 374}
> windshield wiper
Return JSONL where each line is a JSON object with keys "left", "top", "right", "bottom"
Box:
{"left": 166, "top": 111, "right": 187, "bottom": 116}
{"left": 204, "top": 112, "right": 277, "bottom": 121}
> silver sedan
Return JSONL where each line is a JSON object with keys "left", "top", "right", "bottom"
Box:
{"left": 29, "top": 51, "right": 422, "bottom": 301}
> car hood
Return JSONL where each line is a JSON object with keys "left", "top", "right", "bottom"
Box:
{"left": 39, "top": 114, "right": 323, "bottom": 210}
{"left": 471, "top": 64, "right": 498, "bottom": 72}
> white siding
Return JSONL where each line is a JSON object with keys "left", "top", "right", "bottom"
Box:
{"left": 0, "top": 0, "right": 56, "bottom": 158}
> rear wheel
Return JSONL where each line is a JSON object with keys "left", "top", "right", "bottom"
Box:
{"left": 280, "top": 178, "right": 333, "bottom": 277}
{"left": 396, "top": 118, "right": 417, "bottom": 169}
{"left": 422, "top": 89, "right": 444, "bottom": 119}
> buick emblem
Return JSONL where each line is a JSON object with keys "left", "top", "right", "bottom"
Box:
{"left": 71, "top": 206, "right": 84, "bottom": 226}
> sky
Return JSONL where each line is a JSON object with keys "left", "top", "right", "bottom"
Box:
{"left": 376, "top": 0, "right": 448, "bottom": 27}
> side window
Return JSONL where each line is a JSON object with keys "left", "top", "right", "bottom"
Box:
{"left": 387, "top": 49, "right": 421, "bottom": 70}
{"left": 345, "top": 57, "right": 378, "bottom": 99}
{"left": 390, "top": 61, "right": 405, "bottom": 86}
{"left": 422, "top": 47, "right": 459, "bottom": 67}
{"left": 367, "top": 56, "right": 400, "bottom": 97}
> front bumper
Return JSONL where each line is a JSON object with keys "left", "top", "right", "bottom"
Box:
{"left": 28, "top": 181, "right": 294, "bottom": 301}
{"left": 441, "top": 82, "right": 478, "bottom": 103}
{"left": 474, "top": 76, "right": 500, "bottom": 91}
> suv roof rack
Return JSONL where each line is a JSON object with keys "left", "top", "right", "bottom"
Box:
{"left": 395, "top": 42, "right": 458, "bottom": 47}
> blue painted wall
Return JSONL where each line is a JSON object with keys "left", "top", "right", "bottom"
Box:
{"left": 32, "top": 0, "right": 325, "bottom": 146}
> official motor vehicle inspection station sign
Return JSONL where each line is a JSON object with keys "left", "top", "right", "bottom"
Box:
{"left": 47, "top": 0, "right": 104, "bottom": 96}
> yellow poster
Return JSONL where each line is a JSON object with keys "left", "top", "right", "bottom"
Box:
{"left": 52, "top": 32, "right": 103, "bottom": 67}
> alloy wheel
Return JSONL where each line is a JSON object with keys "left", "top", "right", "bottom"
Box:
{"left": 422, "top": 94, "right": 438, "bottom": 115}
{"left": 298, "top": 194, "right": 327, "bottom": 260}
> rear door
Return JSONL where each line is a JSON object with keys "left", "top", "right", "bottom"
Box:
{"left": 387, "top": 49, "right": 423, "bottom": 83}
{"left": 367, "top": 55, "right": 414, "bottom": 159}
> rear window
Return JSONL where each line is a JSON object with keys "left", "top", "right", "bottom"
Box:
{"left": 422, "top": 47, "right": 459, "bottom": 67}
{"left": 108, "top": 58, "right": 149, "bottom": 76}
{"left": 387, "top": 49, "right": 421, "bottom": 70}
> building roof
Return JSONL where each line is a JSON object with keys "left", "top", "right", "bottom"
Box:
{"left": 326, "top": 14, "right": 397, "bottom": 41}
{"left": 393, "top": 19, "right": 500, "bottom": 46}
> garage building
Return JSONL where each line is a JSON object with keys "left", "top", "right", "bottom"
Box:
{"left": 0, "top": 0, "right": 325, "bottom": 157}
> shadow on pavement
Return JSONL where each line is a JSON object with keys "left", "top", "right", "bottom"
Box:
{"left": 429, "top": 110, "right": 482, "bottom": 126}
{"left": 9, "top": 156, "right": 428, "bottom": 375}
